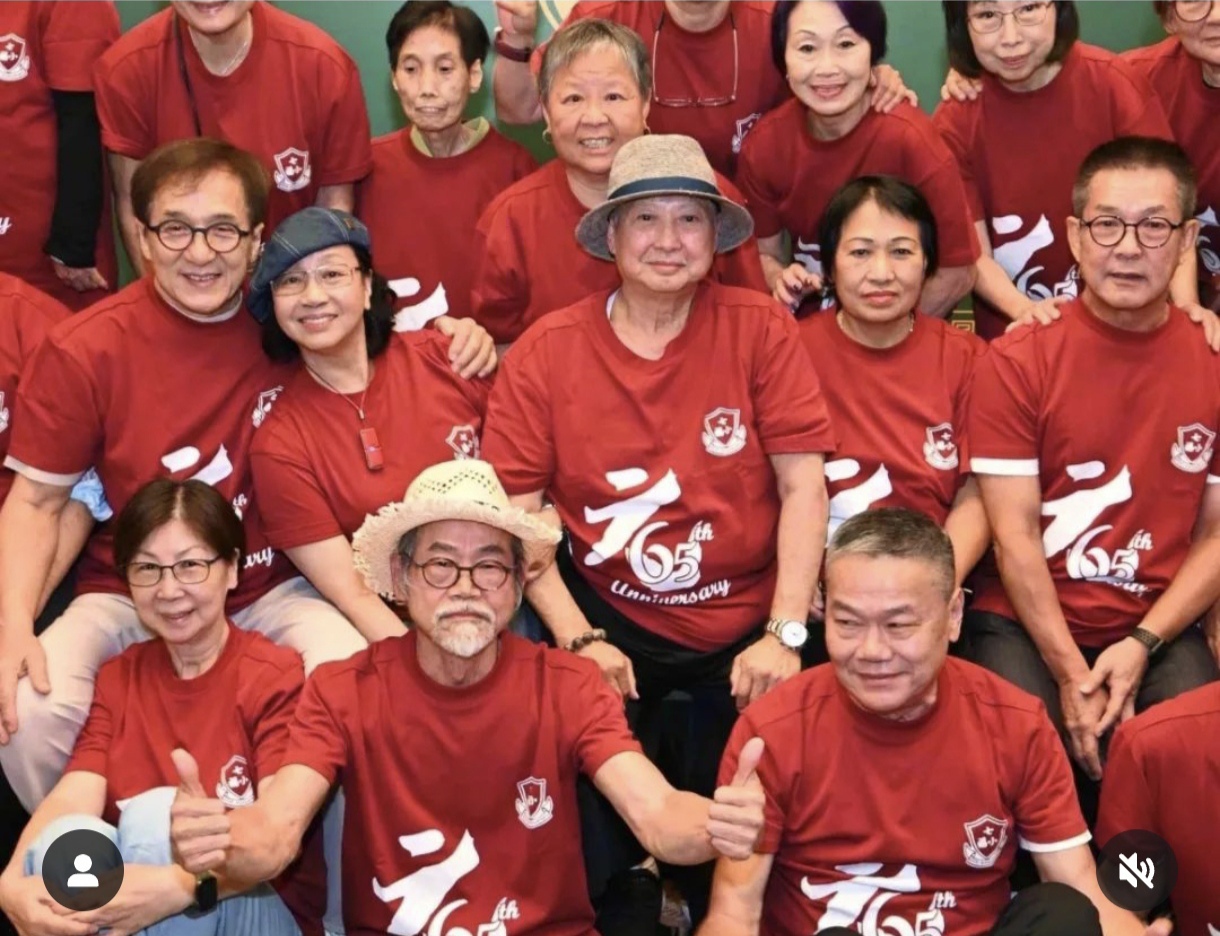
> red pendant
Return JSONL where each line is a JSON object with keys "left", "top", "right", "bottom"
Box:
{"left": 359, "top": 427, "right": 384, "bottom": 471}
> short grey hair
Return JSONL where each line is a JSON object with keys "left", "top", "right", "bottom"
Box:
{"left": 538, "top": 18, "right": 652, "bottom": 106}
{"left": 825, "top": 508, "right": 955, "bottom": 600}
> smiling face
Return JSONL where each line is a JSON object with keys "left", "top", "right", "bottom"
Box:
{"left": 392, "top": 24, "right": 482, "bottom": 135}
{"left": 171, "top": 0, "right": 254, "bottom": 37}
{"left": 965, "top": 1, "right": 1058, "bottom": 90}
{"left": 783, "top": 2, "right": 873, "bottom": 125}
{"left": 606, "top": 195, "right": 717, "bottom": 296}
{"left": 832, "top": 196, "right": 927, "bottom": 326}
{"left": 1163, "top": 1, "right": 1220, "bottom": 69}
{"left": 270, "top": 245, "right": 372, "bottom": 354}
{"left": 139, "top": 168, "right": 262, "bottom": 318}
{"left": 127, "top": 517, "right": 237, "bottom": 648}
{"left": 825, "top": 553, "right": 962, "bottom": 721}
{"left": 542, "top": 44, "right": 650, "bottom": 180}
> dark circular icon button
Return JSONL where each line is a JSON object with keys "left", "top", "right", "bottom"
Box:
{"left": 40, "top": 829, "right": 124, "bottom": 911}
{"left": 1096, "top": 829, "right": 1177, "bottom": 912}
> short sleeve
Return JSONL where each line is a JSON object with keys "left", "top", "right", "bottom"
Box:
{"left": 718, "top": 712, "right": 784, "bottom": 854}
{"left": 93, "top": 44, "right": 157, "bottom": 159}
{"left": 314, "top": 55, "right": 374, "bottom": 185}
{"left": 282, "top": 669, "right": 349, "bottom": 786}
{"left": 1095, "top": 723, "right": 1158, "bottom": 847}
{"left": 903, "top": 127, "right": 981, "bottom": 268}
{"left": 710, "top": 174, "right": 770, "bottom": 293}
{"left": 470, "top": 202, "right": 530, "bottom": 343}
{"left": 64, "top": 663, "right": 120, "bottom": 776}
{"left": 250, "top": 422, "right": 345, "bottom": 550}
{"left": 951, "top": 337, "right": 987, "bottom": 477}
{"left": 246, "top": 655, "right": 306, "bottom": 780}
{"left": 734, "top": 130, "right": 784, "bottom": 240}
{"left": 8, "top": 337, "right": 103, "bottom": 479}
{"left": 1013, "top": 710, "right": 1090, "bottom": 852}
{"left": 561, "top": 661, "right": 642, "bottom": 778}
{"left": 751, "top": 308, "right": 836, "bottom": 456}
{"left": 968, "top": 339, "right": 1041, "bottom": 476}
{"left": 931, "top": 101, "right": 985, "bottom": 223}
{"left": 40, "top": 1, "right": 120, "bottom": 91}
{"left": 482, "top": 337, "right": 556, "bottom": 494}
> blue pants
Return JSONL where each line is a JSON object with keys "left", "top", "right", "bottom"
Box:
{"left": 25, "top": 787, "right": 300, "bottom": 936}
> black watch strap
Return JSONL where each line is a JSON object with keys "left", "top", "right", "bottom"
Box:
{"left": 1129, "top": 626, "right": 1165, "bottom": 657}
{"left": 184, "top": 872, "right": 218, "bottom": 918}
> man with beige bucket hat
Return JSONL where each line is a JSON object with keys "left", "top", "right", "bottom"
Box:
{"left": 168, "top": 459, "right": 766, "bottom": 936}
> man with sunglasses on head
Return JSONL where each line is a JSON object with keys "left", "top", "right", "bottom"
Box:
{"left": 965, "top": 137, "right": 1220, "bottom": 818}
{"left": 0, "top": 138, "right": 368, "bottom": 818}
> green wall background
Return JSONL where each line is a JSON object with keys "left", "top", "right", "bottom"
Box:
{"left": 116, "top": 1, "right": 1169, "bottom": 165}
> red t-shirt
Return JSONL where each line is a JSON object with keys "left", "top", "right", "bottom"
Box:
{"left": 738, "top": 99, "right": 979, "bottom": 276}
{"left": 546, "top": 1, "right": 786, "bottom": 177}
{"left": 798, "top": 311, "right": 984, "bottom": 534}
{"left": 7, "top": 278, "right": 295, "bottom": 609}
{"left": 471, "top": 159, "right": 769, "bottom": 343}
{"left": 250, "top": 331, "right": 491, "bottom": 549}
{"left": 482, "top": 282, "right": 836, "bottom": 650}
{"left": 65, "top": 624, "right": 302, "bottom": 824}
{"left": 0, "top": 275, "right": 70, "bottom": 503}
{"left": 93, "top": 1, "right": 372, "bottom": 234}
{"left": 720, "top": 658, "right": 1088, "bottom": 936}
{"left": 0, "top": 1, "right": 118, "bottom": 310}
{"left": 283, "top": 630, "right": 639, "bottom": 936}
{"left": 1122, "top": 38, "right": 1220, "bottom": 310}
{"left": 967, "top": 302, "right": 1220, "bottom": 647}
{"left": 356, "top": 127, "right": 536, "bottom": 328}
{"left": 933, "top": 43, "right": 1173, "bottom": 339}
{"left": 1097, "top": 681, "right": 1220, "bottom": 936}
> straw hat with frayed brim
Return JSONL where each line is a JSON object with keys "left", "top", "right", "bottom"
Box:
{"left": 351, "top": 460, "right": 561, "bottom": 600}
{"left": 576, "top": 134, "right": 754, "bottom": 261}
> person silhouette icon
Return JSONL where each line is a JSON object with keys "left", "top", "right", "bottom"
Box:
{"left": 66, "top": 854, "right": 99, "bottom": 889}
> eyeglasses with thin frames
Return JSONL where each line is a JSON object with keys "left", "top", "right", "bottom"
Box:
{"left": 966, "top": 2, "right": 1053, "bottom": 33}
{"left": 124, "top": 556, "right": 226, "bottom": 588}
{"left": 651, "top": 10, "right": 738, "bottom": 108}
{"left": 147, "top": 221, "right": 251, "bottom": 254}
{"left": 1173, "top": 0, "right": 1213, "bottom": 22}
{"left": 410, "top": 558, "right": 513, "bottom": 591}
{"left": 1077, "top": 215, "right": 1185, "bottom": 249}
{"left": 271, "top": 265, "right": 363, "bottom": 297}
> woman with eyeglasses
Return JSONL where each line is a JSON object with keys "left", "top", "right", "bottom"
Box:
{"left": 933, "top": 1, "right": 1178, "bottom": 339}
{"left": 248, "top": 207, "right": 494, "bottom": 645}
{"left": 738, "top": 0, "right": 979, "bottom": 319}
{"left": 1122, "top": 1, "right": 1220, "bottom": 313}
{"left": 0, "top": 479, "right": 309, "bottom": 936}
{"left": 471, "top": 17, "right": 769, "bottom": 347}
{"left": 490, "top": 0, "right": 914, "bottom": 178}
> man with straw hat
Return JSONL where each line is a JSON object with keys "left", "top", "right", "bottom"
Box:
{"left": 168, "top": 459, "right": 767, "bottom": 936}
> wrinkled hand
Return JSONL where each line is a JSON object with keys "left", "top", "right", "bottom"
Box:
{"left": 773, "top": 263, "right": 822, "bottom": 311}
{"left": 730, "top": 636, "right": 799, "bottom": 711}
{"left": 1004, "top": 295, "right": 1073, "bottom": 333}
{"left": 170, "top": 748, "right": 231, "bottom": 875}
{"left": 869, "top": 63, "right": 917, "bottom": 112}
{"left": 0, "top": 629, "right": 50, "bottom": 745}
{"left": 432, "top": 315, "right": 497, "bottom": 379}
{"left": 577, "top": 640, "right": 638, "bottom": 701}
{"left": 0, "top": 872, "right": 93, "bottom": 936}
{"left": 709, "top": 736, "right": 766, "bottom": 860}
{"left": 74, "top": 865, "right": 192, "bottom": 936}
{"left": 51, "top": 259, "right": 108, "bottom": 294}
{"left": 495, "top": 1, "right": 538, "bottom": 42}
{"left": 940, "top": 67, "right": 983, "bottom": 102}
{"left": 1080, "top": 637, "right": 1149, "bottom": 738}
{"left": 1058, "top": 676, "right": 1109, "bottom": 781}
{"left": 1180, "top": 302, "right": 1220, "bottom": 353}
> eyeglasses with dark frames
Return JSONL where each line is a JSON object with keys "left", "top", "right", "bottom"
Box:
{"left": 966, "top": 2, "right": 1054, "bottom": 33}
{"left": 147, "top": 220, "right": 252, "bottom": 254}
{"left": 124, "top": 556, "right": 226, "bottom": 588}
{"left": 1173, "top": 0, "right": 1213, "bottom": 22}
{"left": 1077, "top": 215, "right": 1185, "bottom": 249}
{"left": 651, "top": 10, "right": 738, "bottom": 108}
{"left": 410, "top": 558, "right": 513, "bottom": 591}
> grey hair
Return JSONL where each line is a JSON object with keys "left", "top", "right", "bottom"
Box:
{"left": 395, "top": 527, "right": 527, "bottom": 589}
{"left": 825, "top": 508, "right": 956, "bottom": 600}
{"left": 538, "top": 18, "right": 652, "bottom": 106}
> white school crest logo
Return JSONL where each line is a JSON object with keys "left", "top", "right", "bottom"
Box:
{"left": 731, "top": 112, "right": 761, "bottom": 155}
{"left": 273, "top": 147, "right": 312, "bottom": 192}
{"left": 514, "top": 777, "right": 554, "bottom": 829}
{"left": 923, "top": 423, "right": 959, "bottom": 471}
{"left": 0, "top": 34, "right": 30, "bottom": 82}
{"left": 1171, "top": 423, "right": 1215, "bottom": 474}
{"left": 446, "top": 424, "right": 479, "bottom": 460}
{"left": 962, "top": 814, "right": 1009, "bottom": 869}
{"left": 251, "top": 386, "right": 282, "bottom": 428}
{"left": 216, "top": 755, "right": 254, "bottom": 808}
{"left": 701, "top": 407, "right": 746, "bottom": 457}
{"left": 0, "top": 391, "right": 8, "bottom": 433}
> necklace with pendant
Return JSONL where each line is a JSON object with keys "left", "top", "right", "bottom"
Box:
{"left": 305, "top": 364, "right": 384, "bottom": 472}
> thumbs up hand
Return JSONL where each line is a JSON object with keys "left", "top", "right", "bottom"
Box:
{"left": 707, "top": 737, "right": 767, "bottom": 860}
{"left": 170, "top": 748, "right": 231, "bottom": 874}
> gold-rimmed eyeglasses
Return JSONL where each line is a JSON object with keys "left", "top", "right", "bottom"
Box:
{"left": 651, "top": 10, "right": 738, "bottom": 108}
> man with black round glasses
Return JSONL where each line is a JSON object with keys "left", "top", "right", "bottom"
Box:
{"left": 964, "top": 136, "right": 1220, "bottom": 820}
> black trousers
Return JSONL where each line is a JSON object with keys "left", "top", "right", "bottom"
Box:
{"left": 958, "top": 610, "right": 1218, "bottom": 824}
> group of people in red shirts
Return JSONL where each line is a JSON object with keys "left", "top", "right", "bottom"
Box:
{"left": 0, "top": 1, "right": 1218, "bottom": 936}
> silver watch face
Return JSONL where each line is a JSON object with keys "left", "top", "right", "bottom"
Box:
{"left": 780, "top": 620, "right": 808, "bottom": 648}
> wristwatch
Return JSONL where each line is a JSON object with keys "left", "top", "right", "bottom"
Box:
{"left": 183, "top": 872, "right": 218, "bottom": 918}
{"left": 1128, "top": 626, "right": 1165, "bottom": 657}
{"left": 494, "top": 27, "right": 533, "bottom": 63}
{"left": 765, "top": 617, "right": 809, "bottom": 651}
